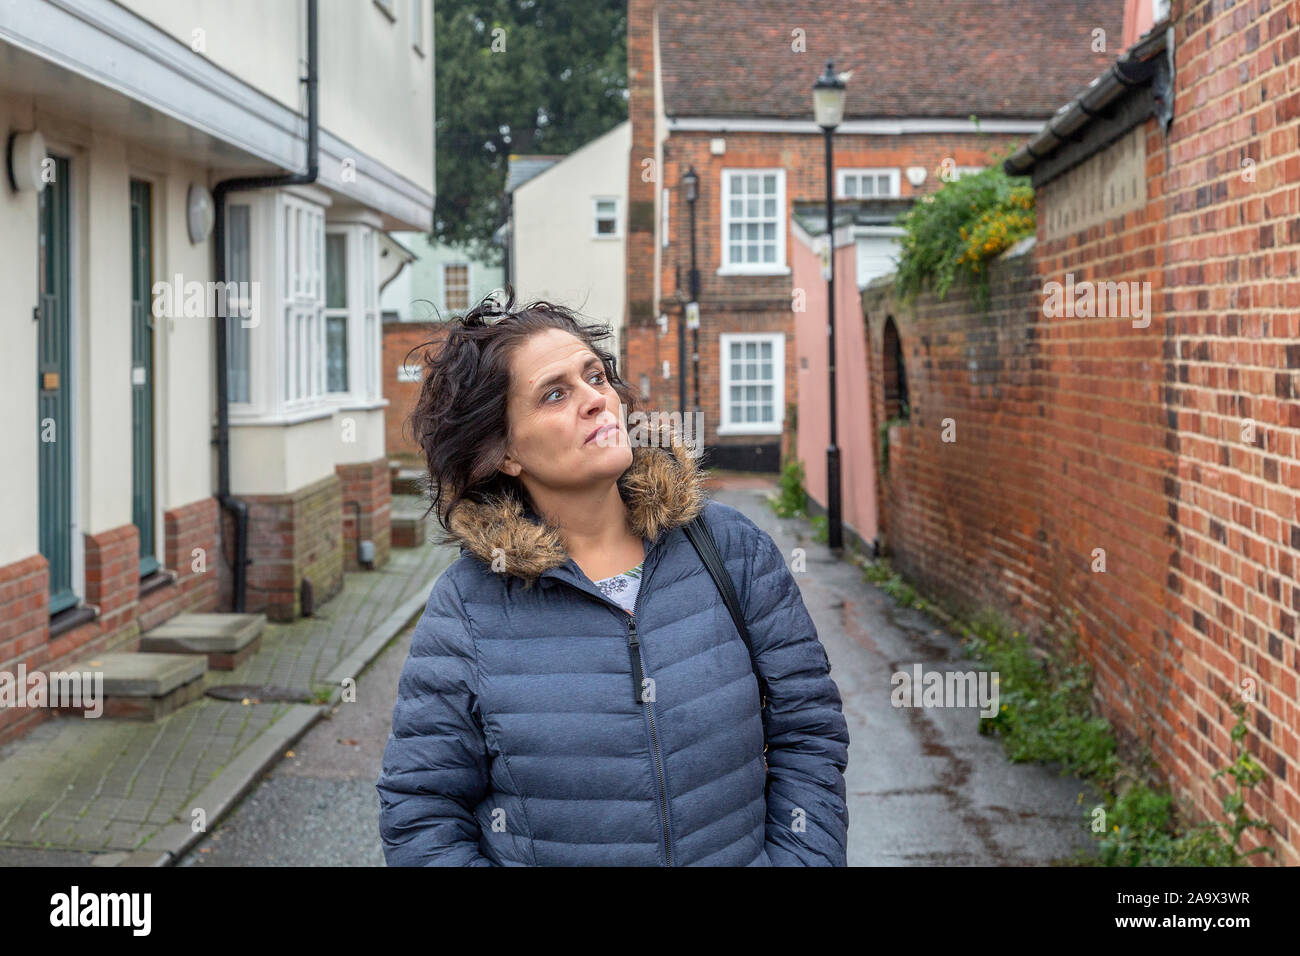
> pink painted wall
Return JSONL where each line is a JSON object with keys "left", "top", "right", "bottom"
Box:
{"left": 792, "top": 230, "right": 878, "bottom": 548}
{"left": 1122, "top": 0, "right": 1158, "bottom": 50}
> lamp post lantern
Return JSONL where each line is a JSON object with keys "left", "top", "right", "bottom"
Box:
{"left": 813, "top": 60, "right": 847, "bottom": 552}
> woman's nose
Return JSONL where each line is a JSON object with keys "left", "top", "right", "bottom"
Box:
{"left": 579, "top": 381, "right": 607, "bottom": 410}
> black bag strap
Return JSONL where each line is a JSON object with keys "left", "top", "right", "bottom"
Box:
{"left": 682, "top": 513, "right": 769, "bottom": 706}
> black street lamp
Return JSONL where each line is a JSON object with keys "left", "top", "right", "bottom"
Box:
{"left": 683, "top": 165, "right": 701, "bottom": 427}
{"left": 813, "top": 60, "right": 847, "bottom": 553}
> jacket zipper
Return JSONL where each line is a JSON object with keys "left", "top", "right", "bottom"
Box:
{"left": 547, "top": 542, "right": 674, "bottom": 867}
{"left": 626, "top": 582, "right": 670, "bottom": 868}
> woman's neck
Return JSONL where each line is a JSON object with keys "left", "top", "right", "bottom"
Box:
{"left": 527, "top": 481, "right": 640, "bottom": 567}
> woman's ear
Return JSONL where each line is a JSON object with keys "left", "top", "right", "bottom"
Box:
{"left": 498, "top": 449, "right": 522, "bottom": 478}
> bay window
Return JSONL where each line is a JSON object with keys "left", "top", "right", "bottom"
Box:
{"left": 221, "top": 187, "right": 331, "bottom": 423}
{"left": 323, "top": 221, "right": 383, "bottom": 407}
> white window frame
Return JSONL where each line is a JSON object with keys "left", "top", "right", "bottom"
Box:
{"left": 718, "top": 168, "right": 788, "bottom": 275}
{"left": 324, "top": 227, "right": 350, "bottom": 396}
{"left": 224, "top": 189, "right": 333, "bottom": 425}
{"left": 225, "top": 202, "right": 254, "bottom": 404}
{"left": 837, "top": 168, "right": 901, "bottom": 199}
{"left": 279, "top": 195, "right": 326, "bottom": 413}
{"left": 442, "top": 261, "right": 472, "bottom": 312}
{"left": 363, "top": 228, "right": 379, "bottom": 401}
{"left": 592, "top": 197, "right": 620, "bottom": 239}
{"left": 324, "top": 222, "right": 383, "bottom": 406}
{"left": 410, "top": 0, "right": 425, "bottom": 54}
{"left": 718, "top": 333, "right": 785, "bottom": 435}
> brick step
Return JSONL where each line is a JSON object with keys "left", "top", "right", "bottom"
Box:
{"left": 390, "top": 468, "right": 426, "bottom": 497}
{"left": 59, "top": 652, "right": 206, "bottom": 721}
{"left": 138, "top": 613, "right": 266, "bottom": 670}
{"left": 391, "top": 511, "right": 428, "bottom": 548}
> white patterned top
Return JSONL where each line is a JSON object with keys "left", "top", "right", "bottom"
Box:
{"left": 594, "top": 560, "right": 645, "bottom": 617}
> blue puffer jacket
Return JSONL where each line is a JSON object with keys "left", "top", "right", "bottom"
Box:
{"left": 376, "top": 432, "right": 850, "bottom": 865}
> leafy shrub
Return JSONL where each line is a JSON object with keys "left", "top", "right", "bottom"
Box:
{"left": 893, "top": 161, "right": 1035, "bottom": 310}
{"left": 770, "top": 458, "right": 808, "bottom": 519}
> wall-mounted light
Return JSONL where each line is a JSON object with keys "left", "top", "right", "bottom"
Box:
{"left": 906, "top": 166, "right": 928, "bottom": 187}
{"left": 6, "top": 130, "right": 48, "bottom": 194}
{"left": 187, "top": 183, "right": 215, "bottom": 243}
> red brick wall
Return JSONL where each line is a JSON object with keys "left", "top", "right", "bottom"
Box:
{"left": 84, "top": 524, "right": 140, "bottom": 638}
{"left": 864, "top": 251, "right": 1050, "bottom": 624}
{"left": 382, "top": 320, "right": 445, "bottom": 464}
{"left": 337, "top": 458, "right": 392, "bottom": 571}
{"left": 167, "top": 498, "right": 220, "bottom": 610}
{"left": 859, "top": 0, "right": 1300, "bottom": 863}
{"left": 241, "top": 474, "right": 343, "bottom": 622}
{"left": 139, "top": 497, "right": 222, "bottom": 633}
{"left": 1152, "top": 0, "right": 1300, "bottom": 862}
{"left": 0, "top": 556, "right": 51, "bottom": 746}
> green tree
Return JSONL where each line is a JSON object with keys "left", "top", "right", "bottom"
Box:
{"left": 434, "top": 0, "right": 629, "bottom": 266}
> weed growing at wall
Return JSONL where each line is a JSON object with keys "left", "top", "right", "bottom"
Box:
{"left": 893, "top": 158, "right": 1035, "bottom": 310}
{"left": 770, "top": 457, "right": 809, "bottom": 519}
{"left": 878, "top": 415, "right": 909, "bottom": 475}
{"left": 810, "top": 515, "right": 828, "bottom": 544}
{"left": 860, "top": 559, "right": 1278, "bottom": 866}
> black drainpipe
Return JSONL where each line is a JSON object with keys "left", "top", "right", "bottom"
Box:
{"left": 212, "top": 0, "right": 319, "bottom": 611}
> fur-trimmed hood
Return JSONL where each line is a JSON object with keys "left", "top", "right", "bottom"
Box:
{"left": 441, "top": 424, "right": 708, "bottom": 585}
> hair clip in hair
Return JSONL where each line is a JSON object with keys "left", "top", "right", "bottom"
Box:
{"left": 480, "top": 288, "right": 509, "bottom": 320}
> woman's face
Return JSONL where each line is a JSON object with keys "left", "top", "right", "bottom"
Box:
{"left": 498, "top": 328, "right": 634, "bottom": 494}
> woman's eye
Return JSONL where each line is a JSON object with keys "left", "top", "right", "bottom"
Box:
{"left": 545, "top": 371, "right": 605, "bottom": 403}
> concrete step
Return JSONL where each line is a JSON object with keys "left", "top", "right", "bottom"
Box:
{"left": 391, "top": 511, "right": 428, "bottom": 548}
{"left": 62, "top": 652, "right": 206, "bottom": 721}
{"left": 138, "top": 613, "right": 266, "bottom": 670}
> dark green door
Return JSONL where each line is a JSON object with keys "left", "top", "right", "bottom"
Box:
{"left": 38, "top": 155, "right": 75, "bottom": 614}
{"left": 130, "top": 180, "right": 158, "bottom": 577}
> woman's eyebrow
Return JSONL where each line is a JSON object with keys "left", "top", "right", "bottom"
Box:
{"left": 532, "top": 356, "right": 602, "bottom": 397}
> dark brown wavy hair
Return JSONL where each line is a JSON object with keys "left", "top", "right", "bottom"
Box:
{"left": 406, "top": 284, "right": 639, "bottom": 533}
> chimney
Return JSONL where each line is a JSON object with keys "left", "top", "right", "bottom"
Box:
{"left": 625, "top": 0, "right": 658, "bottom": 362}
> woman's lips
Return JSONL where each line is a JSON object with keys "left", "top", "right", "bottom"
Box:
{"left": 587, "top": 424, "right": 617, "bottom": 444}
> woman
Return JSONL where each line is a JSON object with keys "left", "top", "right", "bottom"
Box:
{"left": 376, "top": 288, "right": 849, "bottom": 866}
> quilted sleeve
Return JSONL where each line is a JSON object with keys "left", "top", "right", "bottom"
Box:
{"left": 741, "top": 519, "right": 850, "bottom": 866}
{"left": 376, "top": 572, "right": 495, "bottom": 866}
